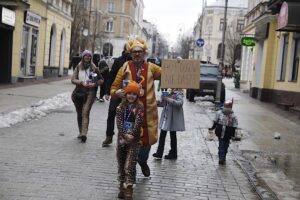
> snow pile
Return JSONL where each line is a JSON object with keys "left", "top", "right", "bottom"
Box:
{"left": 0, "top": 92, "right": 72, "bottom": 128}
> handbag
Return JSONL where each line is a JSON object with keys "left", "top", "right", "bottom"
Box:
{"left": 74, "top": 89, "right": 87, "bottom": 102}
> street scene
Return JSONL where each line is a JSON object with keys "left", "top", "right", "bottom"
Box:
{"left": 1, "top": 0, "right": 300, "bottom": 200}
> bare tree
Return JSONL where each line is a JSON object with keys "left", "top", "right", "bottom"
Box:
{"left": 224, "top": 27, "right": 242, "bottom": 67}
{"left": 178, "top": 36, "right": 193, "bottom": 59}
{"left": 70, "top": 0, "right": 84, "bottom": 56}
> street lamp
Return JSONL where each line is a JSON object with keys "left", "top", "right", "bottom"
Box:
{"left": 215, "top": 0, "right": 228, "bottom": 104}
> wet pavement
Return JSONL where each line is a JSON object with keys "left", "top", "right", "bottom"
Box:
{"left": 218, "top": 79, "right": 300, "bottom": 200}
{"left": 0, "top": 77, "right": 299, "bottom": 199}
{"left": 0, "top": 78, "right": 259, "bottom": 200}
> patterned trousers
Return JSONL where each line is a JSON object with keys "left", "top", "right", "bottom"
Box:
{"left": 117, "top": 143, "right": 140, "bottom": 185}
{"left": 72, "top": 91, "right": 95, "bottom": 136}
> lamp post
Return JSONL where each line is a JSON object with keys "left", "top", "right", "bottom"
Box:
{"left": 215, "top": 0, "right": 228, "bottom": 104}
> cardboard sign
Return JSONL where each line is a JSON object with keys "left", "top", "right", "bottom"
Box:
{"left": 161, "top": 59, "right": 200, "bottom": 89}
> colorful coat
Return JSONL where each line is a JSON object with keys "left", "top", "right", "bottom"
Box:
{"left": 111, "top": 61, "right": 161, "bottom": 145}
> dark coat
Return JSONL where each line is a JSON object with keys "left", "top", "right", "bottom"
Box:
{"left": 98, "top": 60, "right": 109, "bottom": 83}
{"left": 211, "top": 110, "right": 238, "bottom": 140}
{"left": 105, "top": 51, "right": 131, "bottom": 95}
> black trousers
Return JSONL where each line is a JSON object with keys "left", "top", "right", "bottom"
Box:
{"left": 155, "top": 130, "right": 177, "bottom": 155}
{"left": 106, "top": 97, "right": 122, "bottom": 137}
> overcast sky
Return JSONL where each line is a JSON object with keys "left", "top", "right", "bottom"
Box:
{"left": 143, "top": 0, "right": 216, "bottom": 46}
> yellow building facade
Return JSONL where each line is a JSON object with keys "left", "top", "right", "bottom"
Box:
{"left": 243, "top": 0, "right": 300, "bottom": 106}
{"left": 0, "top": 0, "right": 72, "bottom": 84}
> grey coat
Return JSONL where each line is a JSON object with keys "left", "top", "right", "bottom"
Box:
{"left": 159, "top": 91, "right": 185, "bottom": 132}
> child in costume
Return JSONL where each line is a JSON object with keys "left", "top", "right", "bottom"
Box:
{"left": 116, "top": 81, "right": 144, "bottom": 200}
{"left": 209, "top": 99, "right": 238, "bottom": 165}
{"left": 153, "top": 89, "right": 185, "bottom": 160}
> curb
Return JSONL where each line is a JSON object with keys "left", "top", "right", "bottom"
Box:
{"left": 230, "top": 145, "right": 279, "bottom": 200}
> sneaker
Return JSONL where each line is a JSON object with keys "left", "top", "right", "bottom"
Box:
{"left": 152, "top": 153, "right": 162, "bottom": 160}
{"left": 102, "top": 136, "right": 113, "bottom": 147}
{"left": 138, "top": 161, "right": 150, "bottom": 177}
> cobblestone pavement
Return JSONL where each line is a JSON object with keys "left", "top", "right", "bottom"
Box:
{"left": 0, "top": 85, "right": 259, "bottom": 200}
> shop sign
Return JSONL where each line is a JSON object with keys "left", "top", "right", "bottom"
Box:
{"left": 25, "top": 11, "right": 41, "bottom": 27}
{"left": 241, "top": 37, "right": 256, "bottom": 46}
{"left": 1, "top": 7, "right": 15, "bottom": 27}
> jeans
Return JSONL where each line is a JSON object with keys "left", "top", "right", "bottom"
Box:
{"left": 138, "top": 145, "right": 151, "bottom": 163}
{"left": 218, "top": 138, "right": 230, "bottom": 161}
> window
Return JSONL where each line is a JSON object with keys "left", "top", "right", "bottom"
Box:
{"left": 20, "top": 25, "right": 39, "bottom": 76}
{"left": 237, "top": 19, "right": 244, "bottom": 32}
{"left": 279, "top": 34, "right": 289, "bottom": 81}
{"left": 217, "top": 43, "right": 225, "bottom": 59}
{"left": 83, "top": 0, "right": 89, "bottom": 9}
{"left": 291, "top": 38, "right": 300, "bottom": 81}
{"left": 219, "top": 19, "right": 225, "bottom": 31}
{"left": 108, "top": 2, "right": 114, "bottom": 12}
{"left": 106, "top": 20, "right": 113, "bottom": 32}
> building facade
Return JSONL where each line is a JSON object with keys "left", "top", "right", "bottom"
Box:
{"left": 71, "top": 0, "right": 144, "bottom": 58}
{"left": 193, "top": 0, "right": 248, "bottom": 65}
{"left": 0, "top": 0, "right": 72, "bottom": 83}
{"left": 246, "top": 0, "right": 300, "bottom": 106}
{"left": 240, "top": 0, "right": 271, "bottom": 90}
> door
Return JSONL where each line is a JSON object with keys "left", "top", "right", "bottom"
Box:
{"left": 0, "top": 27, "right": 13, "bottom": 83}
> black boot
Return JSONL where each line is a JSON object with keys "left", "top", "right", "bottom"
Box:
{"left": 138, "top": 161, "right": 150, "bottom": 177}
{"left": 164, "top": 150, "right": 177, "bottom": 159}
{"left": 153, "top": 130, "right": 167, "bottom": 159}
{"left": 164, "top": 132, "right": 177, "bottom": 159}
{"left": 102, "top": 136, "right": 113, "bottom": 147}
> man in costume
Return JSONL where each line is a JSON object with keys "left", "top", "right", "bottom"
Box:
{"left": 111, "top": 37, "right": 161, "bottom": 177}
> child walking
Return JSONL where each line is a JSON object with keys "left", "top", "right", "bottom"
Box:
{"left": 209, "top": 99, "right": 238, "bottom": 165}
{"left": 153, "top": 89, "right": 185, "bottom": 160}
{"left": 116, "top": 81, "right": 144, "bottom": 200}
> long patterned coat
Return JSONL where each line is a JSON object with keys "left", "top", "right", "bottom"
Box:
{"left": 111, "top": 61, "right": 161, "bottom": 145}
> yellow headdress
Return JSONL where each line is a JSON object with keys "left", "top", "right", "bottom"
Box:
{"left": 127, "top": 37, "right": 148, "bottom": 51}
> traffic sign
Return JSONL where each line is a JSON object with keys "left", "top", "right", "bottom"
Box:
{"left": 196, "top": 38, "right": 205, "bottom": 47}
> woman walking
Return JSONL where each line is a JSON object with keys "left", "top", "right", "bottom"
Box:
{"left": 71, "top": 50, "right": 103, "bottom": 143}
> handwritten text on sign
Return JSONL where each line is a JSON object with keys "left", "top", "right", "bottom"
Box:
{"left": 161, "top": 59, "right": 200, "bottom": 89}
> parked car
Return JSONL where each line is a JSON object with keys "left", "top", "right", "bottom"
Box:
{"left": 186, "top": 63, "right": 225, "bottom": 103}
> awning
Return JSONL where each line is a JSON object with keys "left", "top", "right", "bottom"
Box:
{"left": 0, "top": 0, "right": 29, "bottom": 10}
{"left": 276, "top": 1, "right": 300, "bottom": 32}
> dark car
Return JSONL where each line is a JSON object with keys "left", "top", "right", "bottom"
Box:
{"left": 186, "top": 64, "right": 225, "bottom": 103}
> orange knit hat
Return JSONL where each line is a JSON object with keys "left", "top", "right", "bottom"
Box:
{"left": 124, "top": 81, "right": 140, "bottom": 96}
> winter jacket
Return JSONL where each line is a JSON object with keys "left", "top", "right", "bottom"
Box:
{"left": 71, "top": 61, "right": 103, "bottom": 94}
{"left": 116, "top": 101, "right": 144, "bottom": 145}
{"left": 105, "top": 51, "right": 131, "bottom": 95}
{"left": 210, "top": 110, "right": 238, "bottom": 140}
{"left": 98, "top": 60, "right": 109, "bottom": 83}
{"left": 159, "top": 91, "right": 185, "bottom": 132}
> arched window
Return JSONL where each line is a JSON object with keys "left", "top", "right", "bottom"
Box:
{"left": 103, "top": 43, "right": 113, "bottom": 57}
{"left": 217, "top": 43, "right": 225, "bottom": 59}
{"left": 49, "top": 24, "right": 57, "bottom": 66}
{"left": 59, "top": 29, "right": 66, "bottom": 76}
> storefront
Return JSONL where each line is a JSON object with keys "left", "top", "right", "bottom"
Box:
{"left": 20, "top": 11, "right": 41, "bottom": 77}
{"left": 0, "top": 6, "right": 15, "bottom": 83}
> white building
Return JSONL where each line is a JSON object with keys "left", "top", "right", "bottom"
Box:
{"left": 194, "top": 0, "right": 248, "bottom": 65}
